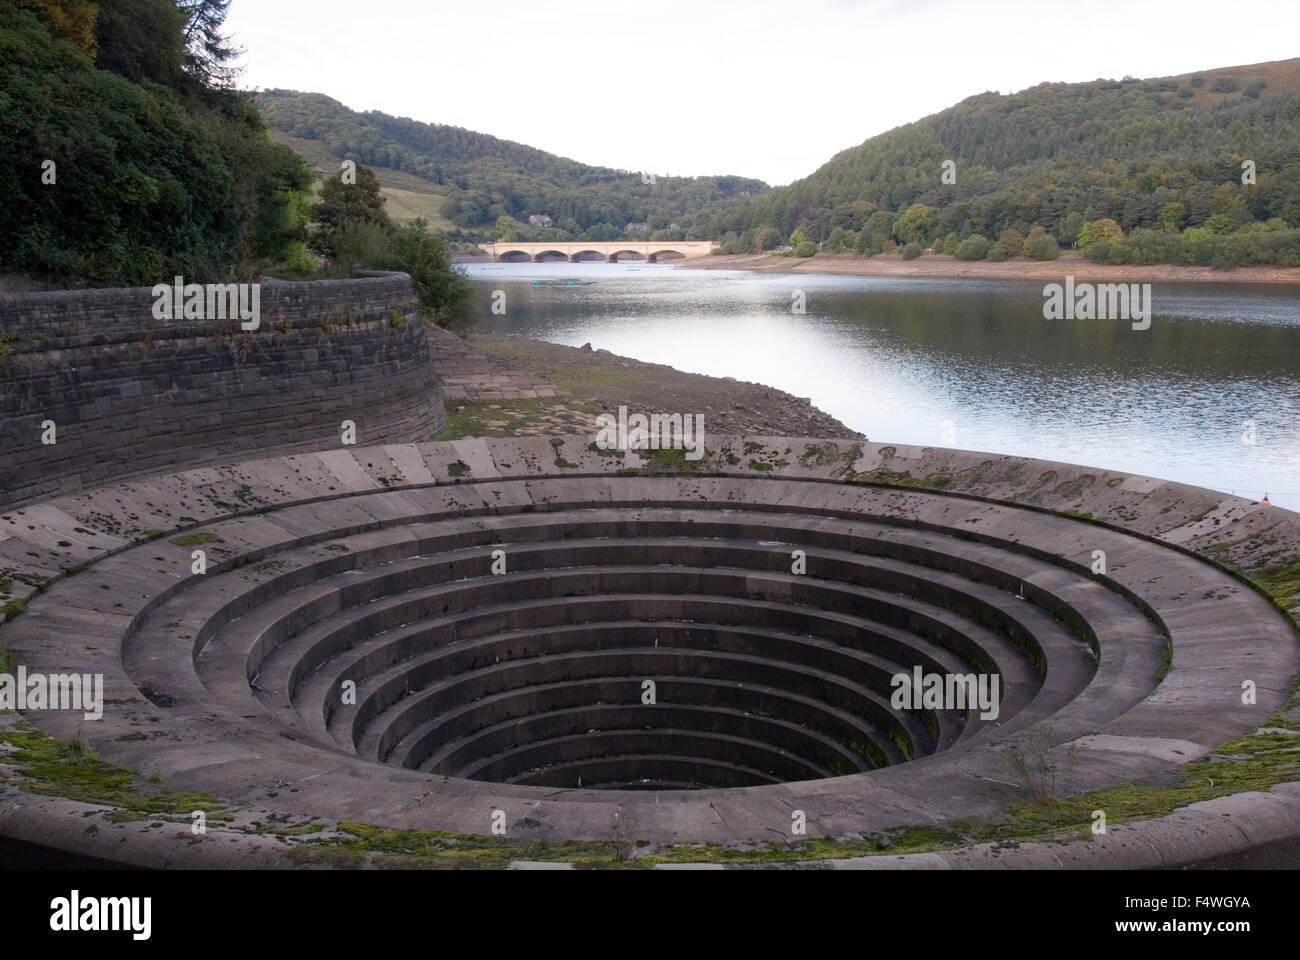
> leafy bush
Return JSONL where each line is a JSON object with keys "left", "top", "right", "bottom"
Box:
{"left": 986, "top": 242, "right": 1009, "bottom": 262}
{"left": 1077, "top": 218, "right": 1124, "bottom": 255}
{"left": 794, "top": 240, "right": 817, "bottom": 257}
{"left": 331, "top": 219, "right": 392, "bottom": 270}
{"left": 1210, "top": 75, "right": 1240, "bottom": 93}
{"left": 856, "top": 228, "right": 888, "bottom": 256}
{"left": 900, "top": 242, "right": 923, "bottom": 260}
{"left": 324, "top": 214, "right": 476, "bottom": 330}
{"left": 311, "top": 166, "right": 393, "bottom": 260}
{"left": 1024, "top": 229, "right": 1060, "bottom": 260}
{"left": 997, "top": 229, "right": 1025, "bottom": 257}
{"left": 754, "top": 225, "right": 781, "bottom": 251}
{"left": 283, "top": 240, "right": 318, "bottom": 276}
{"left": 954, "top": 235, "right": 990, "bottom": 260}
{"left": 893, "top": 204, "right": 935, "bottom": 246}
{"left": 383, "top": 219, "right": 478, "bottom": 330}
{"left": 825, "top": 226, "right": 851, "bottom": 253}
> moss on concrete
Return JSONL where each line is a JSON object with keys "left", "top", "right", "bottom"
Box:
{"left": 436, "top": 398, "right": 576, "bottom": 441}
{"left": 0, "top": 719, "right": 232, "bottom": 821}
{"left": 1253, "top": 559, "right": 1300, "bottom": 613}
{"left": 169, "top": 531, "right": 219, "bottom": 548}
{"left": 282, "top": 819, "right": 637, "bottom": 870}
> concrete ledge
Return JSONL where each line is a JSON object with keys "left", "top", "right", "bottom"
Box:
{"left": 0, "top": 436, "right": 1295, "bottom": 867}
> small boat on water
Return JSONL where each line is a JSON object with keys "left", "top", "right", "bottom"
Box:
{"left": 531, "top": 278, "right": 597, "bottom": 286}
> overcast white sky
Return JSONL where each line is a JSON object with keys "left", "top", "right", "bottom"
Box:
{"left": 227, "top": 0, "right": 1300, "bottom": 186}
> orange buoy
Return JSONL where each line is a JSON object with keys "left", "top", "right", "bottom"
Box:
{"left": 1261, "top": 493, "right": 1271, "bottom": 505}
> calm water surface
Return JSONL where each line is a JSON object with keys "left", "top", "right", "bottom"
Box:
{"left": 466, "top": 261, "right": 1300, "bottom": 510}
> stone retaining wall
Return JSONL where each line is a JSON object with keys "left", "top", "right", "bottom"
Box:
{"left": 0, "top": 273, "right": 446, "bottom": 509}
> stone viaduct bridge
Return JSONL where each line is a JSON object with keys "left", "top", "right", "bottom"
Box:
{"left": 480, "top": 240, "right": 716, "bottom": 263}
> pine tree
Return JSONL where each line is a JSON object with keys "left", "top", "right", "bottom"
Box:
{"left": 178, "top": 0, "right": 242, "bottom": 87}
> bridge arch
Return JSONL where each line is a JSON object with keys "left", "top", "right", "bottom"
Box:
{"left": 569, "top": 250, "right": 607, "bottom": 262}
{"left": 648, "top": 249, "right": 687, "bottom": 263}
{"left": 606, "top": 249, "right": 647, "bottom": 263}
{"left": 533, "top": 250, "right": 570, "bottom": 263}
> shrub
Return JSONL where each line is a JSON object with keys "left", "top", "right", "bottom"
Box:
{"left": 1000, "top": 726, "right": 1078, "bottom": 802}
{"left": 283, "top": 240, "right": 317, "bottom": 275}
{"left": 1205, "top": 213, "right": 1233, "bottom": 234}
{"left": 383, "top": 219, "right": 478, "bottom": 330}
{"left": 1077, "top": 218, "right": 1124, "bottom": 256}
{"left": 954, "top": 235, "right": 990, "bottom": 260}
{"left": 1086, "top": 240, "right": 1111, "bottom": 263}
{"left": 825, "top": 226, "right": 851, "bottom": 253}
{"left": 1110, "top": 227, "right": 1189, "bottom": 266}
{"left": 856, "top": 227, "right": 891, "bottom": 256}
{"left": 986, "top": 242, "right": 1009, "bottom": 262}
{"left": 997, "top": 229, "right": 1025, "bottom": 257}
{"left": 1210, "top": 75, "right": 1240, "bottom": 93}
{"left": 1024, "top": 229, "right": 1060, "bottom": 260}
{"left": 900, "top": 242, "right": 923, "bottom": 260}
{"left": 794, "top": 240, "right": 817, "bottom": 257}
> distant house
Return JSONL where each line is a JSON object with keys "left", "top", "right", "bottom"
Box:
{"left": 625, "top": 221, "right": 649, "bottom": 233}
{"left": 528, "top": 215, "right": 553, "bottom": 228}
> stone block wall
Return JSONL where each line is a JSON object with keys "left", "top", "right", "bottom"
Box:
{"left": 0, "top": 273, "right": 446, "bottom": 509}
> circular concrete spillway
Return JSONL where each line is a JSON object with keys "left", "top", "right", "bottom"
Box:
{"left": 1, "top": 436, "right": 1297, "bottom": 860}
{"left": 141, "top": 495, "right": 1118, "bottom": 790}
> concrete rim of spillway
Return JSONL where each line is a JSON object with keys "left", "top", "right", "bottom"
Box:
{"left": 0, "top": 436, "right": 1296, "bottom": 868}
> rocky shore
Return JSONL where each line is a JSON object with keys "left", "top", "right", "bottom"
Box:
{"left": 428, "top": 327, "right": 861, "bottom": 442}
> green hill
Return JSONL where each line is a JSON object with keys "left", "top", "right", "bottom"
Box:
{"left": 706, "top": 59, "right": 1300, "bottom": 266}
{"left": 256, "top": 89, "right": 768, "bottom": 241}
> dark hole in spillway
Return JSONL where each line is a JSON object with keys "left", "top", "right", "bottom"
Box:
{"left": 169, "top": 501, "right": 1118, "bottom": 791}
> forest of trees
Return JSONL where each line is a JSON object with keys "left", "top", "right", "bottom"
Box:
{"left": 705, "top": 64, "right": 1300, "bottom": 267}
{"left": 255, "top": 90, "right": 769, "bottom": 241}
{"left": 2, "top": 1, "right": 476, "bottom": 325}
{"left": 7, "top": 4, "right": 1298, "bottom": 280}
{"left": 1, "top": 0, "right": 314, "bottom": 284}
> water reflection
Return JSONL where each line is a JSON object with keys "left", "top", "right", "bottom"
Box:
{"left": 466, "top": 262, "right": 1300, "bottom": 509}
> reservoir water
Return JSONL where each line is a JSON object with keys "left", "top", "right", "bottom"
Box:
{"left": 465, "top": 261, "right": 1300, "bottom": 510}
